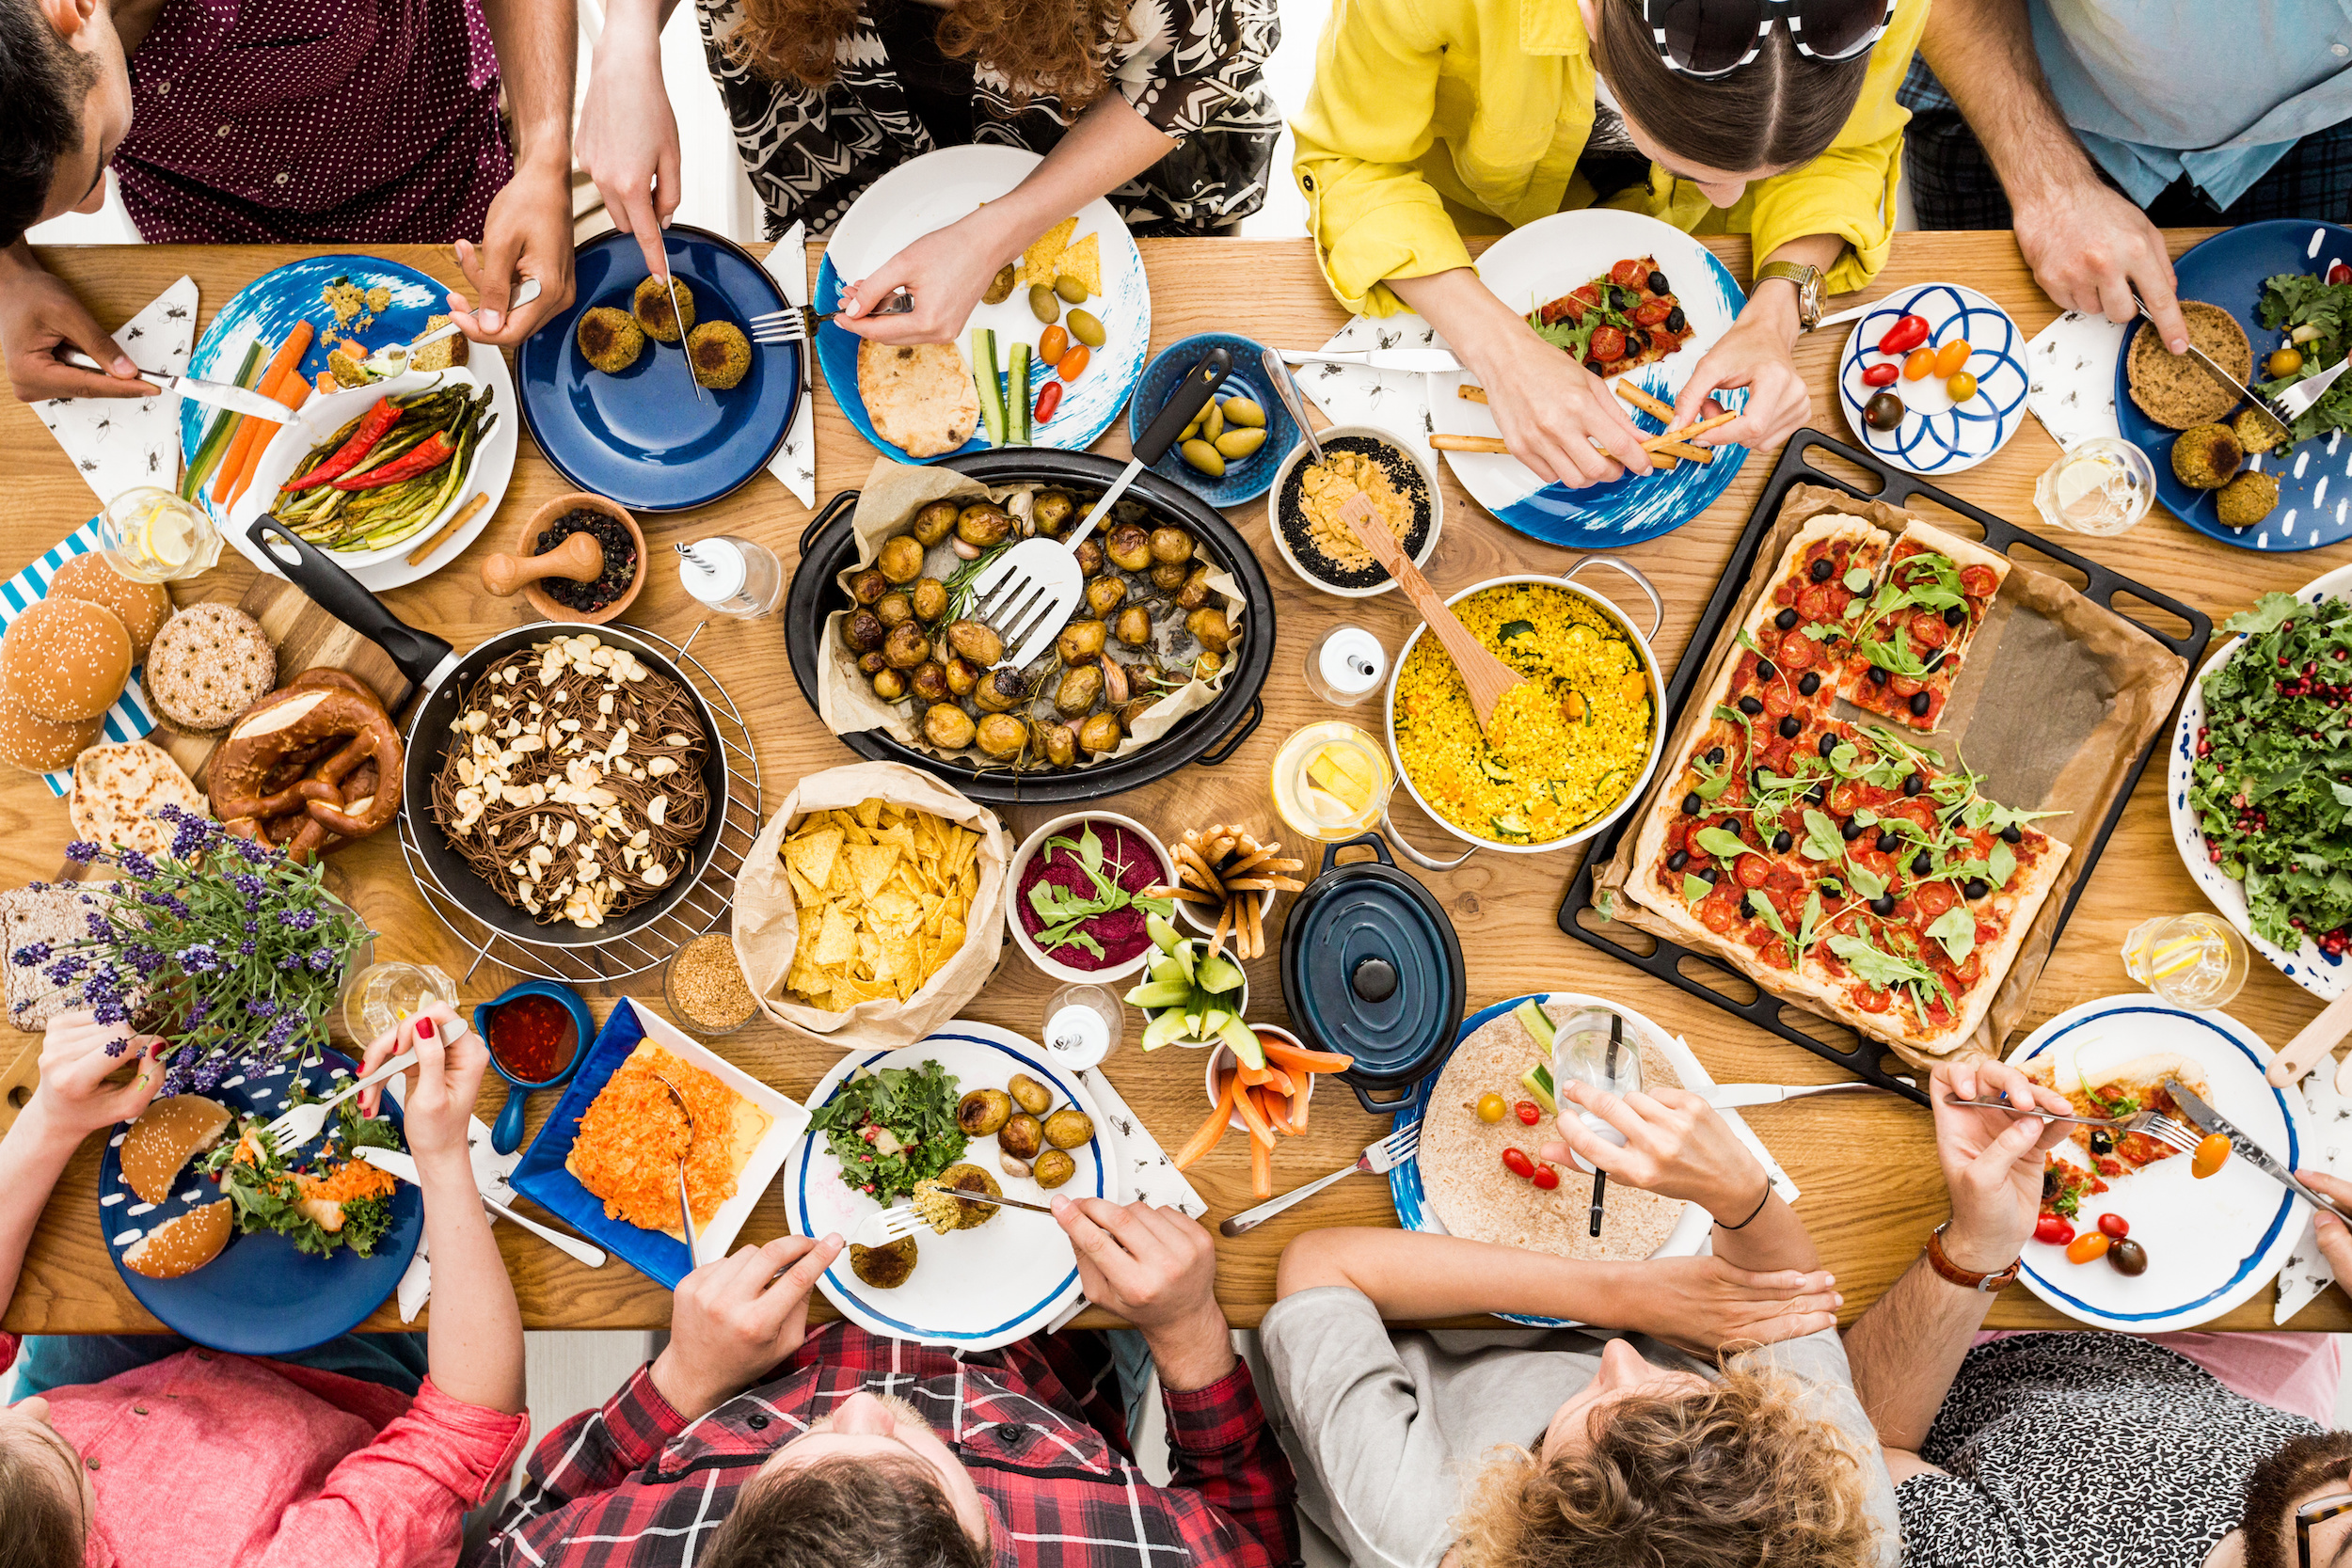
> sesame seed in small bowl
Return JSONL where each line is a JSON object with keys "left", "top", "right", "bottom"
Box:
{"left": 1266, "top": 424, "right": 1442, "bottom": 599}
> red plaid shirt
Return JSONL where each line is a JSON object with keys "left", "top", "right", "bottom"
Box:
{"left": 468, "top": 1323, "right": 1298, "bottom": 1568}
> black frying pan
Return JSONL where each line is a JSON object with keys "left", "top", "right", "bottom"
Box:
{"left": 248, "top": 517, "right": 729, "bottom": 947}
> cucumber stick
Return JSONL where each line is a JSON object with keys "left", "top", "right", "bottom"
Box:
{"left": 181, "top": 339, "right": 266, "bottom": 499}
{"left": 1008, "top": 344, "right": 1031, "bottom": 446}
{"left": 969, "top": 328, "right": 1005, "bottom": 447}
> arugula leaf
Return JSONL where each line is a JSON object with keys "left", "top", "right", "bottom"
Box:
{"left": 1827, "top": 932, "right": 1936, "bottom": 989}
{"left": 1926, "top": 906, "right": 1977, "bottom": 964}
{"left": 1844, "top": 857, "right": 1888, "bottom": 901}
{"left": 1843, "top": 566, "right": 1873, "bottom": 592}
{"left": 1989, "top": 840, "right": 2017, "bottom": 888}
{"left": 1801, "top": 808, "right": 1844, "bottom": 863}
{"left": 1683, "top": 873, "right": 1713, "bottom": 905}
{"left": 1692, "top": 826, "right": 1751, "bottom": 860}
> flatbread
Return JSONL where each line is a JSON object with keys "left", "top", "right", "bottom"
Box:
{"left": 1417, "top": 1002, "right": 1689, "bottom": 1260}
{"left": 2127, "top": 301, "right": 2251, "bottom": 429}
{"left": 858, "top": 340, "right": 980, "bottom": 459}
{"left": 69, "top": 741, "right": 206, "bottom": 856}
{"left": 0, "top": 883, "right": 114, "bottom": 1029}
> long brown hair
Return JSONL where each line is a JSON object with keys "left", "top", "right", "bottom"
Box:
{"left": 0, "top": 1433, "right": 86, "bottom": 1568}
{"left": 730, "top": 0, "right": 1126, "bottom": 109}
{"left": 1593, "top": 0, "right": 1874, "bottom": 176}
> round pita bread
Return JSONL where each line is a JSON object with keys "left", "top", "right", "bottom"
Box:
{"left": 1418, "top": 1001, "right": 1691, "bottom": 1260}
{"left": 69, "top": 741, "right": 206, "bottom": 856}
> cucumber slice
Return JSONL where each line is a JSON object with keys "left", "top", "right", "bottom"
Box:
{"left": 969, "top": 328, "right": 1005, "bottom": 447}
{"left": 1513, "top": 998, "right": 1557, "bottom": 1051}
{"left": 1148, "top": 912, "right": 1183, "bottom": 954}
{"left": 1195, "top": 951, "right": 1245, "bottom": 996}
{"left": 1141, "top": 1009, "right": 1190, "bottom": 1050}
{"left": 1124, "top": 979, "right": 1193, "bottom": 1009}
{"left": 1009, "top": 343, "right": 1031, "bottom": 445}
{"left": 1520, "top": 1062, "right": 1557, "bottom": 1116}
{"left": 1218, "top": 1015, "right": 1265, "bottom": 1069}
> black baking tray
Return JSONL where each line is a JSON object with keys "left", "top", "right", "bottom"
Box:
{"left": 1556, "top": 430, "right": 2213, "bottom": 1105}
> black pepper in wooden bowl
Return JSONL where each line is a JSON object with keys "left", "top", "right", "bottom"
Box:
{"left": 536, "top": 510, "right": 640, "bottom": 613}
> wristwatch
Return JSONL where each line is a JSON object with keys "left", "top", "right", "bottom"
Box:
{"left": 1755, "top": 260, "right": 1825, "bottom": 331}
{"left": 1926, "top": 1222, "right": 2021, "bottom": 1293}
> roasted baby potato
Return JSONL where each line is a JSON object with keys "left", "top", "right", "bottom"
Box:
{"left": 874, "top": 591, "right": 914, "bottom": 628}
{"left": 1105, "top": 522, "right": 1152, "bottom": 572}
{"left": 842, "top": 609, "right": 886, "bottom": 652}
{"left": 1077, "top": 710, "right": 1123, "bottom": 755}
{"left": 1115, "top": 606, "right": 1153, "bottom": 646}
{"left": 976, "top": 713, "right": 1027, "bottom": 757}
{"left": 1008, "top": 1073, "right": 1052, "bottom": 1115}
{"left": 1055, "top": 664, "right": 1104, "bottom": 716}
{"left": 957, "top": 1088, "right": 1013, "bottom": 1136}
{"left": 998, "top": 1112, "right": 1043, "bottom": 1161}
{"left": 1151, "top": 562, "right": 1189, "bottom": 592}
{"left": 849, "top": 567, "right": 889, "bottom": 606}
{"left": 923, "top": 704, "right": 977, "bottom": 750}
{"left": 973, "top": 667, "right": 1028, "bottom": 713}
{"left": 1084, "top": 576, "right": 1127, "bottom": 618}
{"left": 911, "top": 577, "right": 948, "bottom": 623}
{"left": 1031, "top": 1148, "right": 1076, "bottom": 1190}
{"left": 878, "top": 534, "right": 925, "bottom": 584}
{"left": 1186, "top": 608, "right": 1232, "bottom": 653}
{"left": 856, "top": 650, "right": 889, "bottom": 676}
{"left": 944, "top": 656, "right": 980, "bottom": 696}
{"left": 1073, "top": 539, "right": 1105, "bottom": 578}
{"left": 1032, "top": 721, "right": 1077, "bottom": 768}
{"left": 1032, "top": 489, "right": 1076, "bottom": 537}
{"left": 870, "top": 668, "right": 907, "bottom": 701}
{"left": 910, "top": 499, "right": 960, "bottom": 547}
{"left": 946, "top": 619, "right": 1004, "bottom": 666}
{"left": 883, "top": 622, "right": 931, "bottom": 670}
{"left": 1042, "top": 1107, "right": 1095, "bottom": 1149}
{"left": 1149, "top": 527, "right": 1194, "bottom": 565}
{"left": 1177, "top": 563, "right": 1214, "bottom": 610}
{"left": 1056, "top": 620, "right": 1106, "bottom": 665}
{"left": 957, "top": 504, "right": 1012, "bottom": 547}
{"left": 910, "top": 660, "right": 951, "bottom": 703}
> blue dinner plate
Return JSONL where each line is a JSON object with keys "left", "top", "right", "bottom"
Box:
{"left": 1126, "top": 333, "right": 1297, "bottom": 506}
{"left": 516, "top": 226, "right": 800, "bottom": 512}
{"left": 98, "top": 1047, "right": 422, "bottom": 1355}
{"left": 2115, "top": 219, "right": 2352, "bottom": 552}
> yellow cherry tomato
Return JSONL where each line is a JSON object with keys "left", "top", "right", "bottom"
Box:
{"left": 1932, "top": 338, "right": 1973, "bottom": 378}
{"left": 1476, "top": 1092, "right": 1506, "bottom": 1123}
{"left": 1946, "top": 371, "right": 1979, "bottom": 403}
{"left": 2065, "top": 1231, "right": 2111, "bottom": 1265}
{"left": 2190, "top": 1132, "right": 2233, "bottom": 1179}
{"left": 2268, "top": 346, "right": 2304, "bottom": 379}
{"left": 1903, "top": 346, "right": 1936, "bottom": 381}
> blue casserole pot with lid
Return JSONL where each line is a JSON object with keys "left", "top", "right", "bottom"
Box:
{"left": 1279, "top": 832, "right": 1466, "bottom": 1115}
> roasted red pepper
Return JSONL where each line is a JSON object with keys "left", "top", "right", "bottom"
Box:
{"left": 281, "top": 396, "right": 403, "bottom": 491}
{"left": 333, "top": 431, "right": 454, "bottom": 491}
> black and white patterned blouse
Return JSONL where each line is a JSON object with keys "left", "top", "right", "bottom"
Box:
{"left": 1898, "top": 1332, "right": 2321, "bottom": 1567}
{"left": 691, "top": 0, "right": 1281, "bottom": 237}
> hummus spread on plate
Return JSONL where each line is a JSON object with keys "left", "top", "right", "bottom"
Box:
{"left": 1298, "top": 451, "right": 1410, "bottom": 574}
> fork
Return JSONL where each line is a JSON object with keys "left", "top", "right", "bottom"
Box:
{"left": 1940, "top": 1095, "right": 2201, "bottom": 1154}
{"left": 656, "top": 1074, "right": 700, "bottom": 1262}
{"left": 1219, "top": 1122, "right": 1422, "bottom": 1237}
{"left": 260, "top": 1048, "right": 420, "bottom": 1156}
{"left": 750, "top": 288, "right": 915, "bottom": 347}
{"left": 849, "top": 1185, "right": 1056, "bottom": 1248}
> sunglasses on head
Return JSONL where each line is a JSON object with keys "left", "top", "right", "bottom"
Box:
{"left": 1640, "top": 0, "right": 1899, "bottom": 77}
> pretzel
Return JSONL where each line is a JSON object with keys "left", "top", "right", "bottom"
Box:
{"left": 209, "top": 672, "right": 404, "bottom": 863}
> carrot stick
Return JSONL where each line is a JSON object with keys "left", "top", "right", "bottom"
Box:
{"left": 1251, "top": 1085, "right": 1291, "bottom": 1140}
{"left": 1257, "top": 1063, "right": 1296, "bottom": 1099}
{"left": 1284, "top": 1086, "right": 1311, "bottom": 1136}
{"left": 1263, "top": 1038, "right": 1354, "bottom": 1074}
{"left": 213, "top": 324, "right": 313, "bottom": 505}
{"left": 221, "top": 371, "right": 313, "bottom": 507}
{"left": 1232, "top": 1079, "right": 1279, "bottom": 1148}
{"left": 1250, "top": 1134, "right": 1274, "bottom": 1199}
{"left": 1235, "top": 1054, "right": 1272, "bottom": 1087}
{"left": 1172, "top": 1073, "right": 1237, "bottom": 1170}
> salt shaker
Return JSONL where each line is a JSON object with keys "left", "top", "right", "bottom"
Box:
{"left": 1042, "top": 982, "right": 1122, "bottom": 1070}
{"left": 676, "top": 536, "right": 786, "bottom": 618}
{"left": 1306, "top": 626, "right": 1386, "bottom": 707}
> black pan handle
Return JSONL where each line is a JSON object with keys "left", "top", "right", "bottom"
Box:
{"left": 247, "top": 515, "right": 454, "bottom": 689}
{"left": 1317, "top": 831, "right": 1395, "bottom": 876}
{"left": 1135, "top": 345, "right": 1232, "bottom": 467}
{"left": 801, "top": 489, "right": 860, "bottom": 557}
{"left": 1194, "top": 695, "right": 1263, "bottom": 767}
{"left": 1349, "top": 1080, "right": 1414, "bottom": 1118}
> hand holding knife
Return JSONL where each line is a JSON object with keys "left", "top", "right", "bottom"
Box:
{"left": 2163, "top": 1076, "right": 2352, "bottom": 1224}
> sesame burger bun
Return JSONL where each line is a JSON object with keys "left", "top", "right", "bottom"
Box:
{"left": 120, "top": 1093, "right": 232, "bottom": 1204}
{"left": 0, "top": 690, "right": 103, "bottom": 772}
{"left": 2, "top": 596, "right": 133, "bottom": 721}
{"left": 49, "top": 553, "right": 170, "bottom": 662}
{"left": 120, "top": 1199, "right": 233, "bottom": 1279}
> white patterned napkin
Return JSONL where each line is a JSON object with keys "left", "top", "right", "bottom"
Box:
{"left": 2274, "top": 1066, "right": 2352, "bottom": 1323}
{"left": 761, "top": 223, "right": 818, "bottom": 506}
{"left": 35, "top": 277, "right": 198, "bottom": 507}
{"left": 2025, "top": 309, "right": 2128, "bottom": 451}
{"left": 392, "top": 1077, "right": 530, "bottom": 1323}
{"left": 1042, "top": 1064, "right": 1206, "bottom": 1333}
{"left": 0, "top": 516, "right": 162, "bottom": 799}
{"left": 1284, "top": 312, "right": 1445, "bottom": 473}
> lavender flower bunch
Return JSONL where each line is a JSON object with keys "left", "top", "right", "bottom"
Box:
{"left": 14, "top": 805, "right": 375, "bottom": 1096}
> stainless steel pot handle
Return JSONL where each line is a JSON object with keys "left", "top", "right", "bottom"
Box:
{"left": 1379, "top": 800, "right": 1477, "bottom": 870}
{"left": 1563, "top": 557, "right": 1664, "bottom": 641}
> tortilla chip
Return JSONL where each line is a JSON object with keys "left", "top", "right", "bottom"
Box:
{"left": 854, "top": 799, "right": 883, "bottom": 831}
{"left": 784, "top": 825, "right": 844, "bottom": 891}
{"left": 1057, "top": 233, "right": 1101, "bottom": 296}
{"left": 939, "top": 914, "right": 966, "bottom": 954}
{"left": 787, "top": 866, "right": 822, "bottom": 910}
{"left": 847, "top": 844, "right": 902, "bottom": 901}
{"left": 787, "top": 965, "right": 833, "bottom": 1002}
{"left": 1021, "top": 217, "right": 1078, "bottom": 285}
{"left": 876, "top": 820, "right": 917, "bottom": 855}
{"left": 868, "top": 887, "right": 921, "bottom": 931}
{"left": 813, "top": 903, "right": 860, "bottom": 967}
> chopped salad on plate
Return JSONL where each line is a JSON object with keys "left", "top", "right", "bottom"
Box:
{"left": 807, "top": 1059, "right": 968, "bottom": 1203}
{"left": 198, "top": 1098, "right": 403, "bottom": 1259}
{"left": 2252, "top": 267, "right": 2352, "bottom": 447}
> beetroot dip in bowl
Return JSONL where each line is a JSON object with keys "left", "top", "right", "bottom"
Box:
{"left": 1002, "top": 811, "right": 1177, "bottom": 984}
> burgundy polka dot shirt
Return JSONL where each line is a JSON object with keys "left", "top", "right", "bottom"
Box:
{"left": 113, "top": 0, "right": 512, "bottom": 245}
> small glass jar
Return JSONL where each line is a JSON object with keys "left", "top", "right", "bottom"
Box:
{"left": 664, "top": 931, "right": 759, "bottom": 1036}
{"left": 676, "top": 536, "right": 785, "bottom": 618}
{"left": 339, "top": 960, "right": 456, "bottom": 1046}
{"left": 100, "top": 485, "right": 224, "bottom": 583}
{"left": 2122, "top": 911, "right": 2249, "bottom": 1010}
{"left": 1270, "top": 720, "right": 1393, "bottom": 842}
{"left": 2033, "top": 437, "right": 2155, "bottom": 538}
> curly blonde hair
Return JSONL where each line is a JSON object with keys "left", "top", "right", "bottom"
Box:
{"left": 1449, "top": 1363, "right": 1882, "bottom": 1568}
{"left": 728, "top": 0, "right": 1126, "bottom": 110}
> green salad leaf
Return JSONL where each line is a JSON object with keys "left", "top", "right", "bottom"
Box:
{"left": 808, "top": 1060, "right": 969, "bottom": 1204}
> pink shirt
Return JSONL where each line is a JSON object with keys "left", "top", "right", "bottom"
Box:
{"left": 0, "top": 1333, "right": 529, "bottom": 1568}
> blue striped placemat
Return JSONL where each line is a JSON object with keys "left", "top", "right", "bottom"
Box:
{"left": 1, "top": 518, "right": 160, "bottom": 797}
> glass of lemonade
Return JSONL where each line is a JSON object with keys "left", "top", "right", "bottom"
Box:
{"left": 101, "top": 485, "right": 224, "bottom": 582}
{"left": 2122, "top": 912, "right": 2249, "bottom": 1010}
{"left": 1271, "top": 721, "right": 1393, "bottom": 843}
{"left": 2033, "top": 437, "right": 2155, "bottom": 538}
{"left": 340, "top": 960, "right": 458, "bottom": 1045}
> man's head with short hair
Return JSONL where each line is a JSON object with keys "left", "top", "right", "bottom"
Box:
{"left": 0, "top": 0, "right": 134, "bottom": 249}
{"left": 698, "top": 1392, "right": 993, "bottom": 1568}
{"left": 1449, "top": 1340, "right": 1881, "bottom": 1568}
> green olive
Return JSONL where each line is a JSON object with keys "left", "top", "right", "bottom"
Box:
{"left": 1067, "top": 309, "right": 1105, "bottom": 348}
{"left": 1215, "top": 427, "right": 1267, "bottom": 461}
{"left": 1028, "top": 284, "right": 1059, "bottom": 325}
{"left": 1180, "top": 439, "right": 1225, "bottom": 477}
{"left": 1201, "top": 403, "right": 1225, "bottom": 443}
{"left": 1054, "top": 275, "right": 1089, "bottom": 304}
{"left": 1181, "top": 417, "right": 1202, "bottom": 442}
{"left": 1221, "top": 396, "right": 1266, "bottom": 428}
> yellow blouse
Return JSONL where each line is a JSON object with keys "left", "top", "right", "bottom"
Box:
{"left": 1291, "top": 0, "right": 1928, "bottom": 315}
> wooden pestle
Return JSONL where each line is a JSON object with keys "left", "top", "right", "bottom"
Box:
{"left": 482, "top": 531, "right": 604, "bottom": 598}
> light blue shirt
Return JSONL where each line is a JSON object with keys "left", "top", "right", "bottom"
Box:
{"left": 2029, "top": 0, "right": 2352, "bottom": 208}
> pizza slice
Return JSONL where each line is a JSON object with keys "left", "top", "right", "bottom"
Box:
{"left": 1747, "top": 515, "right": 1892, "bottom": 699}
{"left": 1529, "top": 256, "right": 1697, "bottom": 380}
{"left": 2040, "top": 1155, "right": 2109, "bottom": 1222}
{"left": 1836, "top": 522, "right": 2010, "bottom": 731}
{"left": 2021, "top": 1052, "right": 2210, "bottom": 1182}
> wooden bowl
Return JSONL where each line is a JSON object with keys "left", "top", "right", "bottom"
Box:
{"left": 506, "top": 493, "right": 647, "bottom": 625}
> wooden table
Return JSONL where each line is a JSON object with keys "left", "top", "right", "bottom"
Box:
{"left": 3, "top": 230, "right": 2342, "bottom": 1337}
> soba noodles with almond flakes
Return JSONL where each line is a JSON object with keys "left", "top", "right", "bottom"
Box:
{"left": 429, "top": 633, "right": 709, "bottom": 928}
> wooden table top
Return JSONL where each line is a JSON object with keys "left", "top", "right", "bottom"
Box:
{"left": 5, "top": 229, "right": 2343, "bottom": 1337}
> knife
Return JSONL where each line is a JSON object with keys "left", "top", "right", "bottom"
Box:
{"left": 2131, "top": 295, "right": 2295, "bottom": 427}
{"left": 1700, "top": 1081, "right": 1885, "bottom": 1110}
{"left": 59, "top": 351, "right": 292, "bottom": 421}
{"left": 2162, "top": 1077, "right": 2348, "bottom": 1222}
{"left": 1282, "top": 348, "right": 1465, "bottom": 374}
{"left": 355, "top": 1146, "right": 608, "bottom": 1268}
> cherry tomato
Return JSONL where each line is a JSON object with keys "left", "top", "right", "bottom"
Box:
{"left": 1903, "top": 346, "right": 1937, "bottom": 381}
{"left": 1932, "top": 338, "right": 1973, "bottom": 377}
{"left": 1736, "top": 854, "right": 1772, "bottom": 889}
{"left": 1476, "top": 1092, "right": 1506, "bottom": 1123}
{"left": 2268, "top": 346, "right": 2305, "bottom": 379}
{"left": 1033, "top": 380, "right": 1063, "bottom": 424}
{"left": 1589, "top": 325, "right": 1629, "bottom": 364}
{"left": 2033, "top": 1213, "right": 2075, "bottom": 1245}
{"left": 2190, "top": 1132, "right": 2232, "bottom": 1179}
{"left": 1058, "top": 345, "right": 1090, "bottom": 383}
{"left": 1501, "top": 1147, "right": 1535, "bottom": 1180}
{"left": 1877, "top": 314, "right": 1930, "bottom": 356}
{"left": 2107, "top": 1238, "right": 2149, "bottom": 1275}
{"left": 2096, "top": 1212, "right": 2129, "bottom": 1240}
{"left": 1861, "top": 361, "right": 1899, "bottom": 388}
{"left": 1531, "top": 1164, "right": 1561, "bottom": 1190}
{"left": 2066, "top": 1231, "right": 2111, "bottom": 1265}
{"left": 1946, "top": 370, "right": 1979, "bottom": 404}
{"left": 2332, "top": 261, "right": 2352, "bottom": 285}
{"left": 1039, "top": 325, "right": 1070, "bottom": 365}
{"left": 1864, "top": 390, "right": 1906, "bottom": 432}
{"left": 1515, "top": 1100, "right": 1542, "bottom": 1125}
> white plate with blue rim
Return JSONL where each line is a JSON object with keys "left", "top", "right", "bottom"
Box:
{"left": 2006, "top": 996, "right": 2310, "bottom": 1333}
{"left": 2167, "top": 559, "right": 2352, "bottom": 1000}
{"left": 1423, "top": 209, "right": 1749, "bottom": 547}
{"left": 783, "top": 1021, "right": 1128, "bottom": 1351}
{"left": 1837, "top": 281, "right": 2028, "bottom": 476}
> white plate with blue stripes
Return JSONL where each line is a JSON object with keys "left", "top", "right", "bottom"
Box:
{"left": 1837, "top": 280, "right": 2028, "bottom": 476}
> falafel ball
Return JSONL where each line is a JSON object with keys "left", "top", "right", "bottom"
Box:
{"left": 2169, "top": 423, "right": 2243, "bottom": 490}
{"left": 2233, "top": 405, "right": 2291, "bottom": 456}
{"left": 2216, "top": 468, "right": 2282, "bottom": 529}
{"left": 686, "top": 321, "right": 752, "bottom": 389}
{"left": 576, "top": 307, "right": 644, "bottom": 374}
{"left": 632, "top": 275, "right": 696, "bottom": 342}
